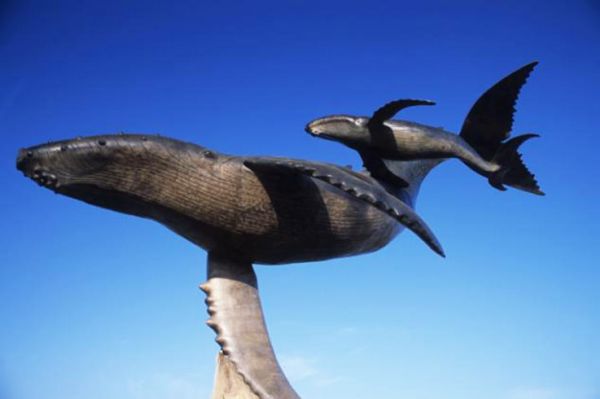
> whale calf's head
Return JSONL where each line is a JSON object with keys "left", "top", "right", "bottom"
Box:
{"left": 305, "top": 115, "right": 371, "bottom": 149}
{"left": 16, "top": 134, "right": 203, "bottom": 218}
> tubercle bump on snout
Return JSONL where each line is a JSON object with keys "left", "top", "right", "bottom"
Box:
{"left": 28, "top": 133, "right": 152, "bottom": 152}
{"left": 16, "top": 133, "right": 157, "bottom": 180}
{"left": 19, "top": 133, "right": 192, "bottom": 164}
{"left": 20, "top": 133, "right": 215, "bottom": 158}
{"left": 17, "top": 133, "right": 220, "bottom": 195}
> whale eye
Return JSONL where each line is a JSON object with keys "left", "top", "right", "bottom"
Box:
{"left": 354, "top": 117, "right": 367, "bottom": 126}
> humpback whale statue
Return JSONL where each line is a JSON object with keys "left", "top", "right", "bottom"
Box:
{"left": 16, "top": 62, "right": 542, "bottom": 398}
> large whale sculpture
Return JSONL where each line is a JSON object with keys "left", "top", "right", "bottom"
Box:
{"left": 16, "top": 62, "right": 542, "bottom": 398}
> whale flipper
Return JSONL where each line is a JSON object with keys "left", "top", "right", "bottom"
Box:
{"left": 244, "top": 158, "right": 445, "bottom": 257}
{"left": 201, "top": 252, "right": 300, "bottom": 399}
{"left": 364, "top": 99, "right": 435, "bottom": 185}
{"left": 368, "top": 99, "right": 435, "bottom": 130}
{"left": 359, "top": 150, "right": 409, "bottom": 187}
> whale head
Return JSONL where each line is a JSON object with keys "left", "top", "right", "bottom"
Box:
{"left": 16, "top": 134, "right": 204, "bottom": 218}
{"left": 305, "top": 115, "right": 371, "bottom": 149}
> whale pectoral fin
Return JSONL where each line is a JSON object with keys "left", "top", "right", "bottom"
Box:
{"left": 368, "top": 99, "right": 435, "bottom": 130}
{"left": 359, "top": 150, "right": 409, "bottom": 187}
{"left": 244, "top": 158, "right": 445, "bottom": 257}
{"left": 201, "top": 252, "right": 300, "bottom": 399}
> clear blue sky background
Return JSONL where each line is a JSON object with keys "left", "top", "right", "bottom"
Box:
{"left": 1, "top": 1, "right": 598, "bottom": 398}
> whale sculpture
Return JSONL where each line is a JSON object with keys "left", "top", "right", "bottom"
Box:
{"left": 305, "top": 62, "right": 543, "bottom": 195}
{"left": 16, "top": 134, "right": 436, "bottom": 398}
{"left": 16, "top": 62, "right": 542, "bottom": 398}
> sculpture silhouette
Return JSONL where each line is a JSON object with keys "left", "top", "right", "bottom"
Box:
{"left": 16, "top": 62, "right": 542, "bottom": 398}
{"left": 305, "top": 62, "right": 542, "bottom": 195}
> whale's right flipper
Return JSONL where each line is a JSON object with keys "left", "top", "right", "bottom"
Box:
{"left": 201, "top": 252, "right": 300, "bottom": 399}
{"left": 244, "top": 158, "right": 445, "bottom": 257}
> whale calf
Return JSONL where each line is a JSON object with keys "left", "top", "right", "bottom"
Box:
{"left": 306, "top": 62, "right": 543, "bottom": 195}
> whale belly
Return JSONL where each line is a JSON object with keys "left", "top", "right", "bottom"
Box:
{"left": 160, "top": 157, "right": 401, "bottom": 264}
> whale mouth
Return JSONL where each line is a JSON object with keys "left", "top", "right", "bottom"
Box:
{"left": 28, "top": 168, "right": 60, "bottom": 189}
{"left": 311, "top": 131, "right": 333, "bottom": 139}
{"left": 16, "top": 149, "right": 62, "bottom": 190}
{"left": 306, "top": 128, "right": 337, "bottom": 141}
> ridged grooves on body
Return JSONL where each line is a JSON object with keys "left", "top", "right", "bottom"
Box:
{"left": 244, "top": 158, "right": 444, "bottom": 256}
{"left": 16, "top": 134, "right": 400, "bottom": 264}
{"left": 17, "top": 134, "right": 440, "bottom": 399}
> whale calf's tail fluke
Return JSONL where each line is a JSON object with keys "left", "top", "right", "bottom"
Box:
{"left": 488, "top": 133, "right": 544, "bottom": 195}
{"left": 459, "top": 61, "right": 544, "bottom": 195}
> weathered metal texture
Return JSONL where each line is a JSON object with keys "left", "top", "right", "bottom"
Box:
{"left": 211, "top": 352, "right": 260, "bottom": 399}
{"left": 16, "top": 134, "right": 404, "bottom": 265}
{"left": 201, "top": 252, "right": 300, "bottom": 399}
{"left": 16, "top": 134, "right": 439, "bottom": 398}
{"left": 15, "top": 62, "right": 544, "bottom": 399}
{"left": 243, "top": 157, "right": 444, "bottom": 256}
{"left": 305, "top": 62, "right": 543, "bottom": 195}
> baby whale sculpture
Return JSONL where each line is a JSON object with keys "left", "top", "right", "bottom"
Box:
{"left": 16, "top": 62, "right": 542, "bottom": 398}
{"left": 306, "top": 62, "right": 543, "bottom": 195}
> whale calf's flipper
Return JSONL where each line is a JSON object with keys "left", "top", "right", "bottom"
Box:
{"left": 244, "top": 158, "right": 445, "bottom": 257}
{"left": 363, "top": 99, "right": 435, "bottom": 185}
{"left": 359, "top": 150, "right": 410, "bottom": 187}
{"left": 200, "top": 252, "right": 300, "bottom": 399}
{"left": 368, "top": 99, "right": 436, "bottom": 130}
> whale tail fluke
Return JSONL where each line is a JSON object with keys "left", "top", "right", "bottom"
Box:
{"left": 488, "top": 134, "right": 544, "bottom": 195}
{"left": 459, "top": 61, "right": 543, "bottom": 195}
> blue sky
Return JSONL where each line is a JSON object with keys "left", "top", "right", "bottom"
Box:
{"left": 1, "top": 0, "right": 598, "bottom": 398}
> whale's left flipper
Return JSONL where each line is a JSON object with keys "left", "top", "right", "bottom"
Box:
{"left": 244, "top": 158, "right": 445, "bottom": 257}
{"left": 358, "top": 150, "right": 410, "bottom": 188}
{"left": 363, "top": 99, "right": 435, "bottom": 186}
{"left": 201, "top": 253, "right": 300, "bottom": 399}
